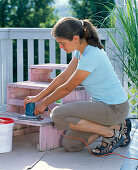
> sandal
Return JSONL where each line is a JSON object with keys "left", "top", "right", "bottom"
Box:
{"left": 91, "top": 129, "right": 124, "bottom": 156}
{"left": 119, "top": 118, "right": 131, "bottom": 147}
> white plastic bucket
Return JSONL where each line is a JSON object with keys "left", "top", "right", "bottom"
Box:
{"left": 0, "top": 117, "right": 14, "bottom": 153}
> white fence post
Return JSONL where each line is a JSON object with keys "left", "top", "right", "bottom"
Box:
{"left": 0, "top": 30, "right": 13, "bottom": 111}
{"left": 114, "top": 0, "right": 137, "bottom": 117}
{"left": 105, "top": 29, "right": 116, "bottom": 68}
{"left": 0, "top": 40, "right": 4, "bottom": 110}
{"left": 114, "top": 0, "right": 126, "bottom": 86}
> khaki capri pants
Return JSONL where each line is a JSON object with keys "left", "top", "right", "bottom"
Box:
{"left": 52, "top": 100, "right": 129, "bottom": 152}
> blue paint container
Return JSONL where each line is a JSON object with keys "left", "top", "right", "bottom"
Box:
{"left": 25, "top": 103, "right": 35, "bottom": 116}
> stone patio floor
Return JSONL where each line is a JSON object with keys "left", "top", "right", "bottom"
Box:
{"left": 0, "top": 119, "right": 137, "bottom": 170}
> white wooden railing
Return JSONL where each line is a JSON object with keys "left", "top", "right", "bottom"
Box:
{"left": 0, "top": 28, "right": 136, "bottom": 118}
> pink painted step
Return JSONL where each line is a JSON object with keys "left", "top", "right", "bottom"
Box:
{"left": 6, "top": 63, "right": 91, "bottom": 152}
{"left": 37, "top": 124, "right": 61, "bottom": 151}
{"left": 62, "top": 86, "right": 91, "bottom": 103}
{"left": 29, "top": 63, "right": 68, "bottom": 82}
{"left": 7, "top": 81, "right": 50, "bottom": 114}
{"left": 7, "top": 81, "right": 89, "bottom": 114}
{"left": 0, "top": 112, "right": 61, "bottom": 151}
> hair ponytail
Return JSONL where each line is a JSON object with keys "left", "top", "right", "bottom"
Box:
{"left": 82, "top": 20, "right": 104, "bottom": 49}
{"left": 52, "top": 17, "right": 104, "bottom": 49}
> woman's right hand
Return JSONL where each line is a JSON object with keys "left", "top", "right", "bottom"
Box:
{"left": 24, "top": 96, "right": 38, "bottom": 109}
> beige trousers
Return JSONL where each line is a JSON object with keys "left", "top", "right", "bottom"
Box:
{"left": 52, "top": 100, "right": 129, "bottom": 152}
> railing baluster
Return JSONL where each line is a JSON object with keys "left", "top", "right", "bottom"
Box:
{"left": 0, "top": 40, "right": 3, "bottom": 107}
{"left": 60, "top": 49, "right": 67, "bottom": 64}
{"left": 8, "top": 39, "right": 13, "bottom": 83}
{"left": 38, "top": 39, "right": 45, "bottom": 64}
{"left": 49, "top": 39, "right": 56, "bottom": 78}
{"left": 49, "top": 39, "right": 56, "bottom": 63}
{"left": 0, "top": 40, "right": 7, "bottom": 108}
{"left": 17, "top": 39, "right": 23, "bottom": 82}
{"left": 28, "top": 39, "right": 34, "bottom": 80}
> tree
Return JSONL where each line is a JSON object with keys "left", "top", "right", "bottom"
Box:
{"left": 0, "top": 0, "right": 58, "bottom": 28}
{"left": 0, "top": 0, "right": 10, "bottom": 27}
{"left": 69, "top": 0, "right": 115, "bottom": 27}
{"left": 0, "top": 0, "right": 58, "bottom": 81}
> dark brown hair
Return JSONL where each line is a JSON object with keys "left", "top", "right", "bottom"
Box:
{"left": 51, "top": 17, "right": 104, "bottom": 49}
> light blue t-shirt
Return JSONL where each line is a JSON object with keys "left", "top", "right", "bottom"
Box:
{"left": 74, "top": 45, "right": 127, "bottom": 104}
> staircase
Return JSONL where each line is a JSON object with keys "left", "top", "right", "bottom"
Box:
{"left": 6, "top": 63, "right": 91, "bottom": 151}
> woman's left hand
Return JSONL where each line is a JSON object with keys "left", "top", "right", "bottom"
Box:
{"left": 34, "top": 102, "right": 47, "bottom": 115}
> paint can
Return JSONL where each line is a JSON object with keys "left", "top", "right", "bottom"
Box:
{"left": 0, "top": 117, "right": 14, "bottom": 153}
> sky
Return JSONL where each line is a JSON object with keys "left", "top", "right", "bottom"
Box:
{"left": 53, "top": 0, "right": 72, "bottom": 18}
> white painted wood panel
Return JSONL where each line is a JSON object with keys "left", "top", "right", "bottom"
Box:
{"left": 38, "top": 39, "right": 45, "bottom": 64}
{"left": 60, "top": 49, "right": 67, "bottom": 64}
{"left": 49, "top": 39, "right": 56, "bottom": 63}
{"left": 17, "top": 39, "right": 23, "bottom": 82}
{"left": 0, "top": 39, "right": 12, "bottom": 109}
{"left": 8, "top": 39, "right": 13, "bottom": 83}
{"left": 1, "top": 40, "right": 7, "bottom": 105}
{"left": 8, "top": 28, "right": 53, "bottom": 39}
{"left": 28, "top": 39, "right": 34, "bottom": 79}
{"left": 49, "top": 39, "right": 56, "bottom": 78}
{"left": 106, "top": 33, "right": 115, "bottom": 68}
{"left": 0, "top": 40, "right": 3, "bottom": 106}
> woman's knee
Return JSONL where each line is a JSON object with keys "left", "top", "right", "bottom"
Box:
{"left": 62, "top": 136, "right": 85, "bottom": 152}
{"left": 52, "top": 106, "right": 68, "bottom": 129}
{"left": 52, "top": 106, "right": 63, "bottom": 120}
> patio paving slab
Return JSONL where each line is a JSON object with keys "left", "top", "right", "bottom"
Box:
{"left": 31, "top": 119, "right": 138, "bottom": 170}
{"left": 0, "top": 119, "right": 137, "bottom": 170}
{"left": 30, "top": 145, "right": 128, "bottom": 170}
{"left": 0, "top": 133, "right": 45, "bottom": 170}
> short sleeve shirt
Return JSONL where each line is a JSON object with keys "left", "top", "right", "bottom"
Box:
{"left": 74, "top": 45, "right": 127, "bottom": 104}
